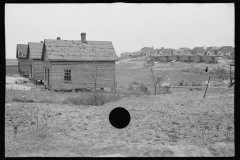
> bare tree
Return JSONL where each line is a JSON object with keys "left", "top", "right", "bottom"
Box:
{"left": 149, "top": 62, "right": 161, "bottom": 95}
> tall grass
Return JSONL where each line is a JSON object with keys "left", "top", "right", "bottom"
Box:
{"left": 62, "top": 91, "right": 126, "bottom": 106}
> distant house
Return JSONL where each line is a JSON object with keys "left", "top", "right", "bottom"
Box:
{"left": 158, "top": 49, "right": 173, "bottom": 55}
{"left": 27, "top": 42, "right": 44, "bottom": 83}
{"left": 218, "top": 46, "right": 232, "bottom": 57}
{"left": 131, "top": 51, "right": 141, "bottom": 58}
{"left": 185, "top": 50, "right": 192, "bottom": 55}
{"left": 120, "top": 52, "right": 133, "bottom": 59}
{"left": 203, "top": 55, "right": 220, "bottom": 63}
{"left": 16, "top": 44, "right": 29, "bottom": 76}
{"left": 146, "top": 50, "right": 158, "bottom": 57}
{"left": 192, "top": 47, "right": 206, "bottom": 55}
{"left": 206, "top": 47, "right": 219, "bottom": 56}
{"left": 140, "top": 47, "right": 154, "bottom": 56}
{"left": 180, "top": 48, "right": 191, "bottom": 54}
{"left": 6, "top": 59, "right": 18, "bottom": 75}
{"left": 146, "top": 50, "right": 159, "bottom": 62}
{"left": 173, "top": 49, "right": 185, "bottom": 55}
{"left": 41, "top": 33, "right": 118, "bottom": 91}
{"left": 206, "top": 50, "right": 215, "bottom": 56}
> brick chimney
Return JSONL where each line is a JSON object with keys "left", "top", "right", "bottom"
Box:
{"left": 57, "top": 37, "right": 61, "bottom": 40}
{"left": 81, "top": 33, "right": 86, "bottom": 43}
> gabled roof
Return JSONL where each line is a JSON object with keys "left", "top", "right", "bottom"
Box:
{"left": 16, "top": 44, "right": 28, "bottom": 58}
{"left": 27, "top": 42, "right": 44, "bottom": 59}
{"left": 141, "top": 47, "right": 153, "bottom": 51}
{"left": 6, "top": 59, "right": 18, "bottom": 66}
{"left": 192, "top": 47, "right": 206, "bottom": 53}
{"left": 161, "top": 49, "right": 173, "bottom": 53}
{"left": 146, "top": 50, "right": 158, "bottom": 55}
{"left": 42, "top": 39, "right": 118, "bottom": 61}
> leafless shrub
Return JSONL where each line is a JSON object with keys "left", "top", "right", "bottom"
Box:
{"left": 24, "top": 106, "right": 51, "bottom": 140}
{"left": 6, "top": 105, "right": 50, "bottom": 141}
{"left": 157, "top": 85, "right": 171, "bottom": 95}
{"left": 6, "top": 106, "right": 26, "bottom": 140}
{"left": 129, "top": 81, "right": 150, "bottom": 95}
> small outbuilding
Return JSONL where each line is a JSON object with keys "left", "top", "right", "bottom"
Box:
{"left": 16, "top": 44, "right": 29, "bottom": 77}
{"left": 27, "top": 42, "right": 44, "bottom": 83}
{"left": 204, "top": 55, "right": 220, "bottom": 63}
{"left": 41, "top": 33, "right": 119, "bottom": 91}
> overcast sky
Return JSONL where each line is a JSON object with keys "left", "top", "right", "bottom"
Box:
{"left": 5, "top": 3, "right": 234, "bottom": 59}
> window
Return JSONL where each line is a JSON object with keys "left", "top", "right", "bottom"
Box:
{"left": 64, "top": 69, "right": 71, "bottom": 82}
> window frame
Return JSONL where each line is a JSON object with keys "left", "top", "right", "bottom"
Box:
{"left": 64, "top": 69, "right": 72, "bottom": 83}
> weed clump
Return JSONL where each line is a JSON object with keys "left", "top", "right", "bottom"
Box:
{"left": 62, "top": 91, "right": 125, "bottom": 106}
{"left": 129, "top": 81, "right": 150, "bottom": 95}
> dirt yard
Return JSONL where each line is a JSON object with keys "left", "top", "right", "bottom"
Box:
{"left": 5, "top": 60, "right": 234, "bottom": 157}
{"left": 5, "top": 87, "right": 234, "bottom": 157}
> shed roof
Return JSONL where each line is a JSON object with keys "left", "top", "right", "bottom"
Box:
{"left": 6, "top": 59, "right": 18, "bottom": 66}
{"left": 42, "top": 39, "right": 118, "bottom": 61}
{"left": 27, "top": 42, "right": 44, "bottom": 59}
{"left": 16, "top": 44, "right": 28, "bottom": 58}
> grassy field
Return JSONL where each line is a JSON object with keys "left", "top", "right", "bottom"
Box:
{"left": 116, "top": 59, "right": 231, "bottom": 93}
{"left": 5, "top": 59, "right": 234, "bottom": 157}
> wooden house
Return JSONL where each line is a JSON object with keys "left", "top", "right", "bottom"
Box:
{"left": 190, "top": 55, "right": 202, "bottom": 62}
{"left": 218, "top": 46, "right": 232, "bottom": 57}
{"left": 158, "top": 56, "right": 169, "bottom": 62}
{"left": 179, "top": 55, "right": 191, "bottom": 62}
{"left": 140, "top": 47, "right": 154, "bottom": 56}
{"left": 146, "top": 50, "right": 158, "bottom": 57}
{"left": 6, "top": 59, "right": 18, "bottom": 75}
{"left": 169, "top": 55, "right": 179, "bottom": 61}
{"left": 192, "top": 47, "right": 206, "bottom": 55}
{"left": 41, "top": 33, "right": 119, "bottom": 91}
{"left": 173, "top": 49, "right": 185, "bottom": 55}
{"left": 204, "top": 56, "right": 220, "bottom": 63}
{"left": 150, "top": 55, "right": 159, "bottom": 62}
{"left": 158, "top": 49, "right": 173, "bottom": 56}
{"left": 27, "top": 42, "right": 44, "bottom": 83}
{"left": 16, "top": 44, "right": 29, "bottom": 76}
